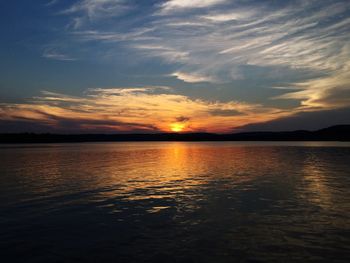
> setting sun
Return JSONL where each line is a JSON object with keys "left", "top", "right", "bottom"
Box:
{"left": 170, "top": 123, "right": 186, "bottom": 132}
{"left": 1, "top": 1, "right": 349, "bottom": 262}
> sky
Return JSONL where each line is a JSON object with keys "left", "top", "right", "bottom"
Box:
{"left": 0, "top": 0, "right": 350, "bottom": 133}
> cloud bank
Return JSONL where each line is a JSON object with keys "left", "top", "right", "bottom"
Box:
{"left": 9, "top": 0, "right": 350, "bottom": 132}
{"left": 52, "top": 0, "right": 350, "bottom": 113}
{"left": 0, "top": 88, "right": 289, "bottom": 133}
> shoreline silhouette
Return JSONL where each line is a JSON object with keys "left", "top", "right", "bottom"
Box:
{"left": 0, "top": 125, "right": 349, "bottom": 143}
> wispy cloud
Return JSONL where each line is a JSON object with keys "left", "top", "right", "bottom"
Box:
{"left": 145, "top": 1, "right": 350, "bottom": 110}
{"left": 200, "top": 9, "right": 255, "bottom": 22}
{"left": 63, "top": 0, "right": 126, "bottom": 17}
{"left": 47, "top": 0, "right": 350, "bottom": 115}
{"left": 159, "top": 0, "right": 228, "bottom": 14}
{"left": 171, "top": 71, "right": 216, "bottom": 83}
{"left": 46, "top": 0, "right": 58, "bottom": 7}
{"left": 274, "top": 62, "right": 350, "bottom": 109}
{"left": 0, "top": 88, "right": 288, "bottom": 133}
{"left": 62, "top": 0, "right": 129, "bottom": 29}
{"left": 42, "top": 49, "right": 76, "bottom": 61}
{"left": 132, "top": 44, "right": 189, "bottom": 62}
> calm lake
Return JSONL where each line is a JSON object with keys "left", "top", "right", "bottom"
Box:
{"left": 1, "top": 142, "right": 350, "bottom": 262}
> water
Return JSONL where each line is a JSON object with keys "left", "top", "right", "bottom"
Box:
{"left": 0, "top": 142, "right": 349, "bottom": 262}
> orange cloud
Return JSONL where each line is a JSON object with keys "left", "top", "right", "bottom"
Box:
{"left": 0, "top": 87, "right": 291, "bottom": 133}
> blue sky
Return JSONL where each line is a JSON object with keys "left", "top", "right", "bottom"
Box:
{"left": 0, "top": 0, "right": 350, "bottom": 133}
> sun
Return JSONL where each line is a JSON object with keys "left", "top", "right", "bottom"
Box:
{"left": 170, "top": 123, "right": 186, "bottom": 132}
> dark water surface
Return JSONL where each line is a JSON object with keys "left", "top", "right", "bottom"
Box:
{"left": 1, "top": 142, "right": 350, "bottom": 262}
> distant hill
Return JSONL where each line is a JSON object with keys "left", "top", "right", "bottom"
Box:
{"left": 0, "top": 125, "right": 349, "bottom": 143}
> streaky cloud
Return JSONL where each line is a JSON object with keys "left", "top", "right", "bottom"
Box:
{"left": 0, "top": 87, "right": 289, "bottom": 133}
{"left": 171, "top": 71, "right": 216, "bottom": 83}
{"left": 158, "top": 0, "right": 228, "bottom": 14}
{"left": 42, "top": 49, "right": 76, "bottom": 61}
{"left": 43, "top": 0, "right": 350, "bottom": 123}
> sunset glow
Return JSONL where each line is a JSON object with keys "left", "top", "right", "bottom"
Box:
{"left": 170, "top": 123, "right": 186, "bottom": 132}
{"left": 0, "top": 1, "right": 350, "bottom": 262}
{"left": 0, "top": 0, "right": 349, "bottom": 132}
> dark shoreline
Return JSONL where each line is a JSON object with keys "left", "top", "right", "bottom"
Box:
{"left": 0, "top": 125, "right": 349, "bottom": 143}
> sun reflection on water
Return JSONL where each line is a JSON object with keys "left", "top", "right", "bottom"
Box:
{"left": 1, "top": 143, "right": 350, "bottom": 262}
